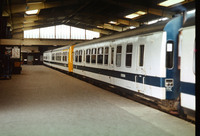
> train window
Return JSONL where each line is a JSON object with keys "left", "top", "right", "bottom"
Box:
{"left": 126, "top": 44, "right": 133, "bottom": 67}
{"left": 91, "top": 48, "right": 96, "bottom": 63}
{"left": 98, "top": 47, "right": 104, "bottom": 64}
{"left": 52, "top": 54, "right": 55, "bottom": 60}
{"left": 166, "top": 41, "right": 174, "bottom": 69}
{"left": 83, "top": 50, "right": 85, "bottom": 62}
{"left": 116, "top": 45, "right": 122, "bottom": 67}
{"left": 56, "top": 53, "right": 58, "bottom": 61}
{"left": 63, "top": 52, "right": 68, "bottom": 62}
{"left": 104, "top": 47, "right": 109, "bottom": 65}
{"left": 111, "top": 47, "right": 114, "bottom": 64}
{"left": 139, "top": 45, "right": 144, "bottom": 66}
{"left": 75, "top": 50, "right": 78, "bottom": 62}
{"left": 79, "top": 50, "right": 82, "bottom": 62}
{"left": 56, "top": 53, "right": 61, "bottom": 61}
{"left": 86, "top": 49, "right": 91, "bottom": 63}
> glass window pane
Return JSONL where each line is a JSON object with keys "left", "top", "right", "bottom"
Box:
{"left": 56, "top": 25, "right": 70, "bottom": 39}
{"left": 126, "top": 44, "right": 132, "bottom": 53}
{"left": 40, "top": 26, "right": 55, "bottom": 39}
{"left": 79, "top": 50, "right": 82, "bottom": 62}
{"left": 116, "top": 45, "right": 122, "bottom": 67}
{"left": 86, "top": 30, "right": 100, "bottom": 40}
{"left": 91, "top": 48, "right": 96, "bottom": 63}
{"left": 71, "top": 26, "right": 85, "bottom": 40}
{"left": 105, "top": 47, "right": 109, "bottom": 54}
{"left": 111, "top": 47, "right": 114, "bottom": 64}
{"left": 139, "top": 45, "right": 144, "bottom": 66}
{"left": 104, "top": 47, "right": 109, "bottom": 65}
{"left": 117, "top": 46, "right": 122, "bottom": 53}
{"left": 126, "top": 44, "right": 132, "bottom": 67}
{"left": 75, "top": 51, "right": 78, "bottom": 62}
{"left": 166, "top": 42, "right": 174, "bottom": 68}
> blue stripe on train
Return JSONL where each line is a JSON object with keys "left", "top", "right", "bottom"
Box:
{"left": 180, "top": 82, "right": 195, "bottom": 95}
{"left": 74, "top": 65, "right": 166, "bottom": 88}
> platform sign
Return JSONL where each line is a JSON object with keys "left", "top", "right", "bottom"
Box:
{"left": 11, "top": 47, "right": 20, "bottom": 58}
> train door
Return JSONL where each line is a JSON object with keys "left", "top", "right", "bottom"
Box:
{"left": 136, "top": 44, "right": 145, "bottom": 94}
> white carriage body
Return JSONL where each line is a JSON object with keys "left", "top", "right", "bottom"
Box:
{"left": 179, "top": 25, "right": 195, "bottom": 111}
{"left": 73, "top": 31, "right": 167, "bottom": 100}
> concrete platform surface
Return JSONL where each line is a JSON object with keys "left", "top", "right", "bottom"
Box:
{"left": 0, "top": 65, "right": 195, "bottom": 136}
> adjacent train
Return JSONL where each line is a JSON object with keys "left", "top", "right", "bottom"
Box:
{"left": 43, "top": 12, "right": 195, "bottom": 120}
{"left": 178, "top": 13, "right": 195, "bottom": 120}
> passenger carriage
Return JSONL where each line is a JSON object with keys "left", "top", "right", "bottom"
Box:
{"left": 178, "top": 12, "right": 195, "bottom": 119}
{"left": 43, "top": 14, "right": 196, "bottom": 120}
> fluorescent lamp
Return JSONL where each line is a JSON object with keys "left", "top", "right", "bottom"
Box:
{"left": 187, "top": 9, "right": 195, "bottom": 14}
{"left": 161, "top": 17, "right": 169, "bottom": 21}
{"left": 125, "top": 11, "right": 146, "bottom": 19}
{"left": 158, "top": 0, "right": 185, "bottom": 7}
{"left": 158, "top": 17, "right": 169, "bottom": 21}
{"left": 148, "top": 19, "right": 158, "bottom": 25}
{"left": 109, "top": 21, "right": 119, "bottom": 25}
{"left": 125, "top": 13, "right": 139, "bottom": 19}
{"left": 136, "top": 11, "right": 146, "bottom": 15}
{"left": 129, "top": 26, "right": 136, "bottom": 29}
{"left": 25, "top": 9, "right": 39, "bottom": 15}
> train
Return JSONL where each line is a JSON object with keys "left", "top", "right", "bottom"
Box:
{"left": 43, "top": 12, "right": 195, "bottom": 121}
{"left": 178, "top": 13, "right": 195, "bottom": 120}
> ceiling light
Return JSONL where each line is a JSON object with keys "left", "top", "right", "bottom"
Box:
{"left": 109, "top": 21, "right": 120, "bottom": 25}
{"left": 136, "top": 11, "right": 146, "bottom": 15}
{"left": 125, "top": 11, "right": 146, "bottom": 19}
{"left": 25, "top": 9, "right": 39, "bottom": 15}
{"left": 187, "top": 9, "right": 195, "bottom": 14}
{"left": 158, "top": 0, "right": 185, "bottom": 7}
{"left": 158, "top": 17, "right": 169, "bottom": 21}
{"left": 129, "top": 26, "right": 136, "bottom": 29}
{"left": 125, "top": 13, "right": 139, "bottom": 19}
{"left": 148, "top": 19, "right": 158, "bottom": 25}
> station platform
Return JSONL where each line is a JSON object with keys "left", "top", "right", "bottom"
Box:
{"left": 0, "top": 65, "right": 195, "bottom": 136}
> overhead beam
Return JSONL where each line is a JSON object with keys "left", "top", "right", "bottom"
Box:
{"left": 90, "top": 28, "right": 112, "bottom": 35}
{"left": 102, "top": 23, "right": 123, "bottom": 32}
{"left": 116, "top": 19, "right": 140, "bottom": 27}
{"left": 10, "top": 1, "right": 79, "bottom": 14}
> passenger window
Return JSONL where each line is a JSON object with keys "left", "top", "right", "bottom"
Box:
{"left": 104, "top": 47, "right": 109, "bottom": 65}
{"left": 91, "top": 48, "right": 96, "bottom": 63}
{"left": 126, "top": 44, "right": 133, "bottom": 67}
{"left": 86, "top": 49, "right": 91, "bottom": 63}
{"left": 79, "top": 50, "right": 82, "bottom": 62}
{"left": 116, "top": 45, "right": 122, "bottom": 67}
{"left": 52, "top": 54, "right": 55, "bottom": 60}
{"left": 75, "top": 50, "right": 78, "bottom": 62}
{"left": 56, "top": 53, "right": 58, "bottom": 61}
{"left": 63, "top": 52, "right": 68, "bottom": 62}
{"left": 139, "top": 45, "right": 144, "bottom": 66}
{"left": 111, "top": 47, "right": 114, "bottom": 64}
{"left": 98, "top": 47, "right": 103, "bottom": 64}
{"left": 83, "top": 50, "right": 85, "bottom": 62}
{"left": 166, "top": 41, "right": 174, "bottom": 68}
